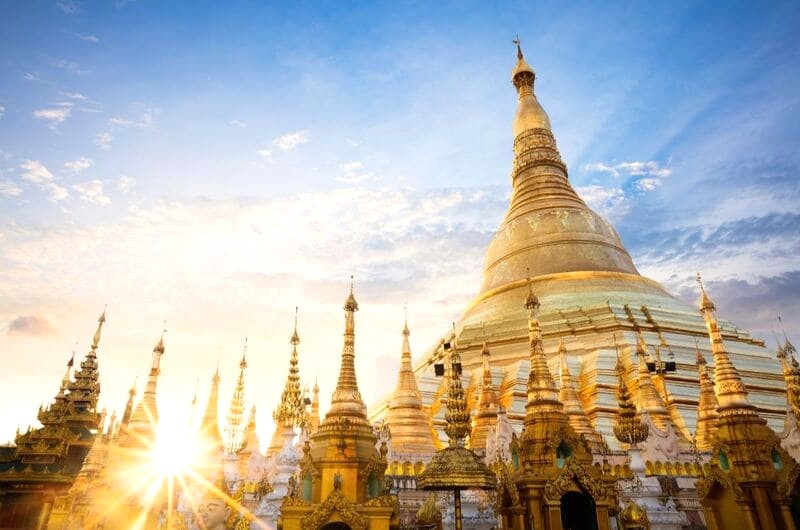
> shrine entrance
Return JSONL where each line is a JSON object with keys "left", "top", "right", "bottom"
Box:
{"left": 320, "top": 523, "right": 352, "bottom": 530}
{"left": 560, "top": 491, "right": 599, "bottom": 530}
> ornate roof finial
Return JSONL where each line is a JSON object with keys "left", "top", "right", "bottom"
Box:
{"left": 200, "top": 365, "right": 223, "bottom": 448}
{"left": 344, "top": 274, "right": 358, "bottom": 312}
{"left": 696, "top": 272, "right": 715, "bottom": 312}
{"left": 513, "top": 34, "right": 523, "bottom": 60}
{"left": 779, "top": 316, "right": 796, "bottom": 357}
{"left": 559, "top": 338, "right": 603, "bottom": 448}
{"left": 634, "top": 331, "right": 669, "bottom": 429}
{"left": 471, "top": 339, "right": 500, "bottom": 451}
{"left": 444, "top": 334, "right": 471, "bottom": 447}
{"left": 523, "top": 278, "right": 559, "bottom": 416}
{"left": 291, "top": 307, "right": 300, "bottom": 346}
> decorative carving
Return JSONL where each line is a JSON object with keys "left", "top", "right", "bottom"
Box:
{"left": 544, "top": 457, "right": 606, "bottom": 502}
{"left": 300, "top": 488, "right": 368, "bottom": 530}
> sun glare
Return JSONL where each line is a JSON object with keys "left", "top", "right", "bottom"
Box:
{"left": 152, "top": 422, "right": 195, "bottom": 478}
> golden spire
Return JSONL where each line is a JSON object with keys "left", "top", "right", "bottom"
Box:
{"left": 308, "top": 378, "right": 321, "bottom": 433}
{"left": 386, "top": 310, "right": 438, "bottom": 453}
{"left": 696, "top": 273, "right": 754, "bottom": 414}
{"left": 523, "top": 279, "right": 561, "bottom": 417}
{"left": 273, "top": 309, "right": 305, "bottom": 428}
{"left": 470, "top": 341, "right": 500, "bottom": 451}
{"left": 511, "top": 38, "right": 551, "bottom": 136}
{"left": 128, "top": 326, "right": 166, "bottom": 434}
{"left": 613, "top": 343, "right": 649, "bottom": 446}
{"left": 444, "top": 332, "right": 471, "bottom": 447}
{"left": 558, "top": 339, "right": 603, "bottom": 448}
{"left": 91, "top": 307, "right": 106, "bottom": 354}
{"left": 200, "top": 364, "right": 223, "bottom": 449}
{"left": 57, "top": 354, "right": 74, "bottom": 397}
{"left": 120, "top": 378, "right": 136, "bottom": 428}
{"left": 694, "top": 342, "right": 719, "bottom": 451}
{"left": 325, "top": 278, "right": 368, "bottom": 421}
{"left": 634, "top": 332, "right": 670, "bottom": 429}
{"left": 224, "top": 340, "right": 248, "bottom": 454}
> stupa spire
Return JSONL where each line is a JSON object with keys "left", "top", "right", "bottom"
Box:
{"left": 200, "top": 365, "right": 222, "bottom": 449}
{"left": 558, "top": 339, "right": 603, "bottom": 449}
{"left": 308, "top": 378, "right": 321, "bottom": 433}
{"left": 634, "top": 332, "right": 670, "bottom": 429}
{"left": 469, "top": 44, "right": 639, "bottom": 315}
{"left": 696, "top": 273, "right": 754, "bottom": 414}
{"left": 470, "top": 341, "right": 500, "bottom": 451}
{"left": 326, "top": 277, "right": 368, "bottom": 421}
{"left": 90, "top": 307, "right": 106, "bottom": 354}
{"left": 523, "top": 279, "right": 561, "bottom": 417}
{"left": 128, "top": 327, "right": 165, "bottom": 430}
{"left": 224, "top": 340, "right": 248, "bottom": 454}
{"left": 273, "top": 310, "right": 304, "bottom": 429}
{"left": 694, "top": 342, "right": 719, "bottom": 451}
{"left": 120, "top": 379, "right": 136, "bottom": 428}
{"left": 386, "top": 311, "right": 437, "bottom": 454}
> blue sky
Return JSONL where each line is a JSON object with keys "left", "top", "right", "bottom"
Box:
{"left": 1, "top": 1, "right": 799, "bottom": 444}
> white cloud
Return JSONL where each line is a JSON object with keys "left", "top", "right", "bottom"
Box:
{"left": 64, "top": 157, "right": 93, "bottom": 173}
{"left": 73, "top": 33, "right": 99, "bottom": 43}
{"left": 257, "top": 148, "right": 273, "bottom": 159}
{"left": 118, "top": 176, "right": 135, "bottom": 192}
{"left": 346, "top": 139, "right": 360, "bottom": 147}
{"left": 334, "top": 161, "right": 379, "bottom": 184}
{"left": 229, "top": 120, "right": 247, "bottom": 128}
{"left": 635, "top": 178, "right": 661, "bottom": 192}
{"left": 0, "top": 105, "right": 5, "bottom": 119}
{"left": 582, "top": 160, "right": 671, "bottom": 179}
{"left": 575, "top": 185, "right": 629, "bottom": 220}
{"left": 48, "top": 58, "right": 85, "bottom": 74}
{"left": 56, "top": 0, "right": 81, "bottom": 14}
{"left": 95, "top": 132, "right": 113, "bottom": 151}
{"left": 72, "top": 180, "right": 111, "bottom": 205}
{"left": 33, "top": 107, "right": 72, "bottom": 129}
{"left": 19, "top": 160, "right": 69, "bottom": 202}
{"left": 0, "top": 181, "right": 22, "bottom": 197}
{"left": 23, "top": 72, "right": 41, "bottom": 82}
{"left": 109, "top": 111, "right": 155, "bottom": 129}
{"left": 273, "top": 130, "right": 308, "bottom": 151}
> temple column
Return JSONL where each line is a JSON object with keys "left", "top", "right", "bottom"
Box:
{"left": 737, "top": 500, "right": 761, "bottom": 530}
{"left": 778, "top": 502, "right": 798, "bottom": 530}
{"left": 751, "top": 487, "right": 777, "bottom": 530}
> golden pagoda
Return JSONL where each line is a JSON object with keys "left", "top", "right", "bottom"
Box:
{"left": 0, "top": 311, "right": 105, "bottom": 529}
{"left": 694, "top": 275, "right": 799, "bottom": 530}
{"left": 280, "top": 283, "right": 397, "bottom": 530}
{"left": 385, "top": 315, "right": 439, "bottom": 455}
{"left": 499, "top": 281, "right": 617, "bottom": 530}
{"left": 268, "top": 310, "right": 306, "bottom": 457}
{"left": 224, "top": 345, "right": 249, "bottom": 455}
{"left": 370, "top": 41, "right": 788, "bottom": 453}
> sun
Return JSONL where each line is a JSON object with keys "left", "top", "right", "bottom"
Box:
{"left": 151, "top": 421, "right": 196, "bottom": 479}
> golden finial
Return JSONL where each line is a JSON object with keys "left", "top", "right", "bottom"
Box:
{"left": 780, "top": 316, "right": 796, "bottom": 356}
{"left": 513, "top": 35, "right": 522, "bottom": 59}
{"left": 91, "top": 305, "right": 106, "bottom": 351}
{"left": 291, "top": 307, "right": 300, "bottom": 345}
{"left": 696, "top": 272, "right": 716, "bottom": 312}
{"left": 225, "top": 341, "right": 249, "bottom": 454}
{"left": 344, "top": 274, "right": 359, "bottom": 312}
{"left": 403, "top": 303, "right": 409, "bottom": 336}
{"left": 523, "top": 271, "right": 539, "bottom": 311}
{"left": 154, "top": 320, "right": 166, "bottom": 354}
{"left": 694, "top": 338, "right": 719, "bottom": 450}
{"left": 273, "top": 314, "right": 305, "bottom": 428}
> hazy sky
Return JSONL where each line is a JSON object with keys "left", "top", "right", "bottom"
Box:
{"left": 1, "top": 1, "right": 799, "bottom": 445}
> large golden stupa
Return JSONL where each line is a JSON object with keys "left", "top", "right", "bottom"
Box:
{"left": 369, "top": 44, "right": 785, "bottom": 447}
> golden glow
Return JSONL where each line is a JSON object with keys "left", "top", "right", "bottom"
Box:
{"left": 151, "top": 421, "right": 197, "bottom": 479}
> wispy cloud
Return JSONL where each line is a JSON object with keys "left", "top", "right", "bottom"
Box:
{"left": 95, "top": 131, "right": 113, "bottom": 151}
{"left": 72, "top": 180, "right": 111, "bottom": 205}
{"left": 48, "top": 58, "right": 86, "bottom": 75}
{"left": 55, "top": 0, "right": 81, "bottom": 15}
{"left": 228, "top": 119, "right": 247, "bottom": 128}
{"left": 19, "top": 160, "right": 69, "bottom": 202}
{"left": 334, "top": 161, "right": 380, "bottom": 184}
{"left": 583, "top": 160, "right": 671, "bottom": 191}
{"left": 118, "top": 175, "right": 135, "bottom": 192}
{"left": 257, "top": 148, "right": 272, "bottom": 159}
{"left": 6, "top": 315, "right": 55, "bottom": 337}
{"left": 273, "top": 130, "right": 308, "bottom": 151}
{"left": 0, "top": 181, "right": 22, "bottom": 197}
{"left": 109, "top": 110, "right": 156, "bottom": 129}
{"left": 0, "top": 105, "right": 5, "bottom": 119}
{"left": 575, "top": 184, "right": 629, "bottom": 221}
{"left": 64, "top": 157, "right": 93, "bottom": 173}
{"left": 71, "top": 32, "right": 99, "bottom": 43}
{"left": 23, "top": 72, "right": 41, "bottom": 82}
{"left": 33, "top": 106, "right": 72, "bottom": 129}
